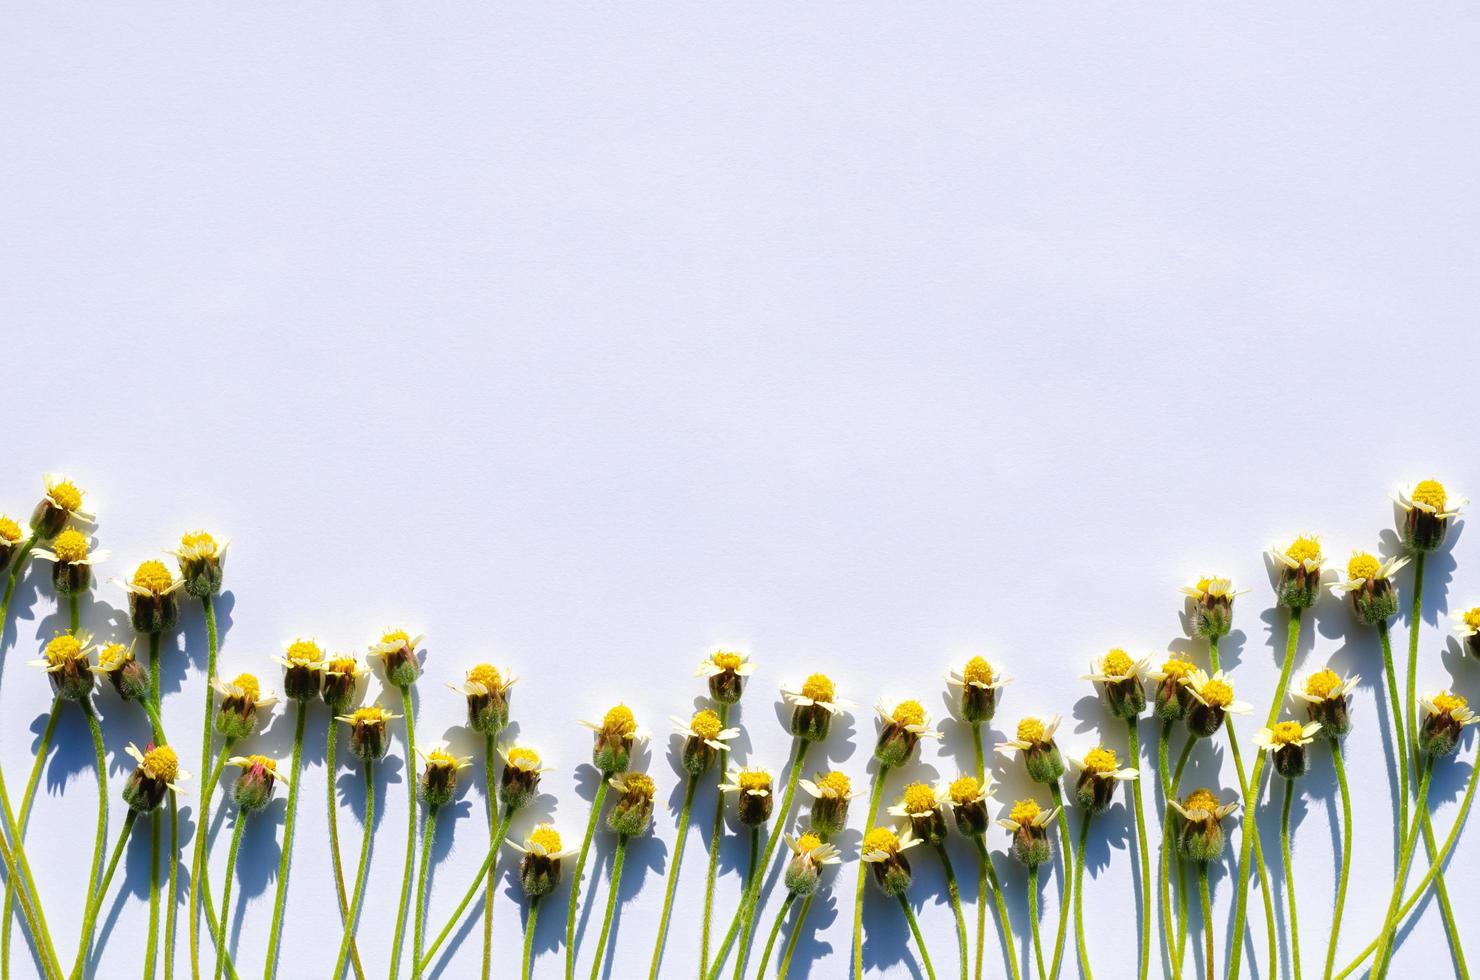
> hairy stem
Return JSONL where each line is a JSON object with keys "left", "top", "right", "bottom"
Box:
{"left": 565, "top": 780, "right": 609, "bottom": 980}
{"left": 700, "top": 703, "right": 730, "bottom": 979}
{"left": 324, "top": 722, "right": 364, "bottom": 980}
{"left": 334, "top": 761, "right": 376, "bottom": 980}
{"left": 417, "top": 806, "right": 514, "bottom": 974}
{"left": 263, "top": 702, "right": 308, "bottom": 979}
{"left": 776, "top": 893, "right": 813, "bottom": 980}
{"left": 1323, "top": 743, "right": 1352, "bottom": 980}
{"left": 751, "top": 891, "right": 796, "bottom": 980}
{"left": 649, "top": 777, "right": 699, "bottom": 980}
{"left": 1198, "top": 865, "right": 1213, "bottom": 980}
{"left": 413, "top": 805, "right": 439, "bottom": 980}
{"left": 1046, "top": 781, "right": 1074, "bottom": 980}
{"left": 482, "top": 735, "right": 496, "bottom": 980}
{"left": 1028, "top": 865, "right": 1047, "bottom": 980}
{"left": 213, "top": 816, "right": 247, "bottom": 980}
{"left": 1072, "top": 811, "right": 1093, "bottom": 980}
{"left": 70, "top": 810, "right": 139, "bottom": 980}
{"left": 390, "top": 686, "right": 418, "bottom": 980}
{"left": 1281, "top": 779, "right": 1301, "bottom": 980}
{"left": 899, "top": 895, "right": 938, "bottom": 980}
{"left": 852, "top": 766, "right": 889, "bottom": 979}
{"left": 935, "top": 843, "right": 969, "bottom": 980}
{"left": 587, "top": 835, "right": 629, "bottom": 980}
{"left": 2, "top": 697, "right": 59, "bottom": 979}
{"left": 521, "top": 899, "right": 540, "bottom": 980}
{"left": 1372, "top": 761, "right": 1433, "bottom": 973}
{"left": 973, "top": 837, "right": 1020, "bottom": 980}
{"left": 1125, "top": 718, "right": 1150, "bottom": 980}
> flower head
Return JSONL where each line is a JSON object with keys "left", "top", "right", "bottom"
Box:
{"left": 782, "top": 832, "right": 842, "bottom": 895}
{"left": 339, "top": 703, "right": 399, "bottom": 761}
{"left": 1330, "top": 550, "right": 1407, "bottom": 624}
{"left": 608, "top": 771, "right": 657, "bottom": 836}
{"left": 1397, "top": 480, "right": 1464, "bottom": 552}
{"left": 945, "top": 774, "right": 991, "bottom": 836}
{"left": 1084, "top": 649, "right": 1148, "bottom": 719}
{"left": 1420, "top": 690, "right": 1479, "bottom": 757}
{"left": 1184, "top": 668, "right": 1252, "bottom": 738}
{"left": 228, "top": 754, "right": 286, "bottom": 812}
{"left": 948, "top": 655, "right": 1009, "bottom": 723}
{"left": 721, "top": 767, "right": 775, "bottom": 826}
{"left": 997, "top": 714, "right": 1066, "bottom": 784}
{"left": 1291, "top": 667, "right": 1359, "bottom": 737}
{"left": 1170, "top": 787, "right": 1238, "bottom": 862}
{"left": 276, "top": 638, "right": 326, "bottom": 701}
{"left": 122, "top": 742, "right": 189, "bottom": 812}
{"left": 672, "top": 708, "right": 740, "bottom": 776}
{"left": 498, "top": 744, "right": 551, "bottom": 810}
{"left": 581, "top": 703, "right": 647, "bottom": 775}
{"left": 873, "top": 699, "right": 942, "bottom": 767}
{"left": 1271, "top": 535, "right": 1325, "bottom": 609}
{"left": 0, "top": 516, "right": 23, "bottom": 570}
{"left": 369, "top": 629, "right": 423, "bottom": 688}
{"left": 886, "top": 781, "right": 949, "bottom": 845}
{"left": 508, "top": 824, "right": 577, "bottom": 897}
{"left": 1180, "top": 576, "right": 1244, "bottom": 638}
{"left": 783, "top": 673, "right": 851, "bottom": 741}
{"left": 1148, "top": 654, "right": 1198, "bottom": 721}
{"left": 1074, "top": 746, "right": 1138, "bottom": 814}
{"left": 1253, "top": 719, "right": 1322, "bottom": 779}
{"left": 321, "top": 654, "right": 368, "bottom": 712}
{"left": 452, "top": 663, "right": 515, "bottom": 734}
{"left": 798, "top": 769, "right": 858, "bottom": 837}
{"left": 1453, "top": 607, "right": 1480, "bottom": 660}
{"left": 418, "top": 741, "right": 473, "bottom": 808}
{"left": 29, "top": 632, "right": 95, "bottom": 701}
{"left": 172, "top": 530, "right": 227, "bottom": 597}
{"left": 31, "top": 473, "right": 93, "bottom": 538}
{"left": 212, "top": 672, "right": 278, "bottom": 741}
{"left": 861, "top": 825, "right": 918, "bottom": 895}
{"left": 998, "top": 799, "right": 1058, "bottom": 866}
{"left": 696, "top": 649, "right": 754, "bottom": 704}
{"left": 35, "top": 527, "right": 107, "bottom": 597}
{"left": 91, "top": 640, "right": 149, "bottom": 702}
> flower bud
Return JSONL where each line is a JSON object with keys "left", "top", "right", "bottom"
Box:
{"left": 799, "top": 771, "right": 855, "bottom": 838}
{"left": 1399, "top": 480, "right": 1458, "bottom": 552}
{"left": 371, "top": 629, "right": 422, "bottom": 689}
{"left": 173, "top": 530, "right": 226, "bottom": 598}
{"left": 342, "top": 705, "right": 397, "bottom": 762}
{"left": 875, "top": 700, "right": 938, "bottom": 768}
{"left": 1273, "top": 536, "right": 1324, "bottom": 610}
{"left": 125, "top": 561, "right": 181, "bottom": 634}
{"left": 697, "top": 650, "right": 752, "bottom": 705}
{"left": 230, "top": 755, "right": 283, "bottom": 812}
{"left": 861, "top": 827, "right": 914, "bottom": 896}
{"left": 947, "top": 775, "right": 990, "bottom": 838}
{"left": 499, "top": 746, "right": 545, "bottom": 811}
{"left": 93, "top": 642, "right": 148, "bottom": 703}
{"left": 587, "top": 705, "right": 641, "bottom": 775}
{"left": 608, "top": 772, "right": 657, "bottom": 837}
{"left": 31, "top": 475, "right": 87, "bottom": 540}
{"left": 34, "top": 633, "right": 94, "bottom": 702}
{"left": 278, "top": 638, "right": 324, "bottom": 702}
{"left": 122, "top": 744, "right": 182, "bottom": 813}
{"left": 515, "top": 826, "right": 568, "bottom": 898}
{"left": 460, "top": 664, "right": 511, "bottom": 735}
{"left": 419, "top": 744, "right": 470, "bottom": 809}
{"left": 951, "top": 657, "right": 1003, "bottom": 725}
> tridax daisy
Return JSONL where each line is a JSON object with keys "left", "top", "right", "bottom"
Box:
{"left": 31, "top": 472, "right": 93, "bottom": 539}
{"left": 450, "top": 663, "right": 515, "bottom": 735}
{"left": 874, "top": 699, "right": 943, "bottom": 767}
{"left": 861, "top": 825, "right": 921, "bottom": 894}
{"left": 1330, "top": 550, "right": 1407, "bottom": 625}
{"left": 227, "top": 754, "right": 289, "bottom": 812}
{"left": 1452, "top": 606, "right": 1480, "bottom": 659}
{"left": 1148, "top": 653, "right": 1198, "bottom": 721}
{"left": 1171, "top": 787, "right": 1237, "bottom": 863}
{"left": 497, "top": 745, "right": 551, "bottom": 811}
{"left": 123, "top": 743, "right": 190, "bottom": 813}
{"left": 1419, "top": 691, "right": 1479, "bottom": 758}
{"left": 1084, "top": 648, "right": 1149, "bottom": 720}
{"left": 579, "top": 704, "right": 648, "bottom": 775}
{"left": 997, "top": 714, "right": 1065, "bottom": 784}
{"left": 887, "top": 781, "right": 949, "bottom": 846}
{"left": 508, "top": 825, "right": 578, "bottom": 898}
{"left": 1181, "top": 576, "right": 1246, "bottom": 639}
{"left": 1291, "top": 667, "right": 1359, "bottom": 737}
{"left": 799, "top": 770, "right": 859, "bottom": 837}
{"left": 945, "top": 774, "right": 991, "bottom": 837}
{"left": 1184, "top": 668, "right": 1253, "bottom": 738}
{"left": 171, "top": 529, "right": 227, "bottom": 598}
{"left": 417, "top": 742, "right": 474, "bottom": 808}
{"left": 671, "top": 708, "right": 739, "bottom": 776}
{"left": 781, "top": 832, "right": 842, "bottom": 896}
{"left": 998, "top": 799, "right": 1058, "bottom": 867}
{"left": 948, "top": 655, "right": 1009, "bottom": 724}
{"left": 369, "top": 628, "right": 424, "bottom": 689}
{"left": 34, "top": 527, "right": 107, "bottom": 596}
{"left": 210, "top": 672, "right": 279, "bottom": 741}
{"left": 782, "top": 673, "right": 850, "bottom": 741}
{"left": 1073, "top": 746, "right": 1138, "bottom": 815}
{"left": 1271, "top": 534, "right": 1325, "bottom": 610}
{"left": 696, "top": 648, "right": 755, "bottom": 705}
{"left": 275, "top": 637, "right": 326, "bottom": 702}
{"left": 721, "top": 766, "right": 775, "bottom": 827}
{"left": 1253, "top": 719, "right": 1322, "bottom": 779}
{"left": 1396, "top": 479, "right": 1465, "bottom": 552}
{"left": 28, "top": 631, "right": 95, "bottom": 701}
{"left": 119, "top": 559, "right": 183, "bottom": 634}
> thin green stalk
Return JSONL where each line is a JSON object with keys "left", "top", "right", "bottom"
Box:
{"left": 1125, "top": 718, "right": 1149, "bottom": 980}
{"left": 935, "top": 843, "right": 969, "bottom": 980}
{"left": 334, "top": 761, "right": 376, "bottom": 980}
{"left": 417, "top": 806, "right": 514, "bottom": 973}
{"left": 521, "top": 899, "right": 540, "bottom": 980}
{"left": 146, "top": 633, "right": 163, "bottom": 980}
{"left": 899, "top": 895, "right": 938, "bottom": 980}
{"left": 413, "top": 805, "right": 439, "bottom": 980}
{"left": 1228, "top": 606, "right": 1302, "bottom": 980}
{"left": 1377, "top": 622, "right": 1410, "bottom": 860}
{"left": 566, "top": 780, "right": 609, "bottom": 980}
{"left": 852, "top": 765, "right": 889, "bottom": 980}
{"left": 0, "top": 834, "right": 55, "bottom": 980}
{"left": 700, "top": 703, "right": 731, "bottom": 979}
{"left": 1372, "top": 761, "right": 1433, "bottom": 973}
{"left": 1072, "top": 812, "right": 1092, "bottom": 980}
{"left": 1170, "top": 740, "right": 1194, "bottom": 977}
{"left": 1417, "top": 807, "right": 1469, "bottom": 976}
{"left": 263, "top": 702, "right": 308, "bottom": 979}
{"left": 482, "top": 735, "right": 496, "bottom": 980}
{"left": 973, "top": 837, "right": 1019, "bottom": 980}
{"left": 1028, "top": 865, "right": 1047, "bottom": 980}
{"left": 1046, "top": 782, "right": 1074, "bottom": 980}
{"left": 70, "top": 809, "right": 139, "bottom": 980}
{"left": 1198, "top": 865, "right": 1213, "bottom": 980}
{"left": 213, "top": 816, "right": 247, "bottom": 980}
{"left": 648, "top": 776, "right": 699, "bottom": 980}
{"left": 166, "top": 792, "right": 179, "bottom": 980}
{"left": 1156, "top": 721, "right": 1177, "bottom": 979}
{"left": 776, "top": 893, "right": 813, "bottom": 980}
{"left": 587, "top": 834, "right": 629, "bottom": 980}
{"left": 190, "top": 743, "right": 232, "bottom": 980}
{"left": 710, "top": 826, "right": 760, "bottom": 980}
{"left": 190, "top": 595, "right": 219, "bottom": 980}
{"left": 751, "top": 891, "right": 796, "bottom": 980}
{"left": 2, "top": 696, "right": 60, "bottom": 979}
{"left": 325, "top": 721, "right": 365, "bottom": 980}
{"left": 0, "top": 535, "right": 38, "bottom": 644}
{"left": 972, "top": 724, "right": 988, "bottom": 980}
{"left": 390, "top": 686, "right": 418, "bottom": 980}
{"left": 1323, "top": 743, "right": 1352, "bottom": 980}
{"left": 82, "top": 704, "right": 109, "bottom": 953}
{"left": 1281, "top": 779, "right": 1301, "bottom": 980}
{"left": 68, "top": 594, "right": 78, "bottom": 633}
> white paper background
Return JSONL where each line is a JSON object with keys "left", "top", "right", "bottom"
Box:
{"left": 4, "top": 4, "right": 1480, "bottom": 978}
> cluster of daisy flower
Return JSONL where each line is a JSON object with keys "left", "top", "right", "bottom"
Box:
{"left": 0, "top": 473, "right": 1476, "bottom": 980}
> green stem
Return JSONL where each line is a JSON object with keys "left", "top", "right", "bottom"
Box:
{"left": 0, "top": 834, "right": 54, "bottom": 980}
{"left": 1405, "top": 556, "right": 1424, "bottom": 792}
{"left": 899, "top": 895, "right": 938, "bottom": 980}
{"left": 1228, "top": 606, "right": 1302, "bottom": 980}
{"left": 190, "top": 594, "right": 218, "bottom": 980}
{"left": 1223, "top": 715, "right": 1277, "bottom": 977}
{"left": 566, "top": 780, "right": 609, "bottom": 980}
{"left": 700, "top": 703, "right": 730, "bottom": 979}
{"left": 413, "top": 805, "right": 439, "bottom": 980}
{"left": 648, "top": 777, "right": 699, "bottom": 980}
{"left": 521, "top": 899, "right": 540, "bottom": 980}
{"left": 325, "top": 722, "right": 365, "bottom": 980}
{"left": 935, "top": 843, "right": 969, "bottom": 980}
{"left": 1125, "top": 718, "right": 1150, "bottom": 980}
{"left": 390, "top": 687, "right": 418, "bottom": 980}
{"left": 1028, "top": 865, "right": 1047, "bottom": 980}
{"left": 334, "top": 761, "right": 376, "bottom": 980}
{"left": 482, "top": 735, "right": 496, "bottom": 980}
{"left": 972, "top": 724, "right": 987, "bottom": 980}
{"left": 1046, "top": 782, "right": 1074, "bottom": 980}
{"left": 146, "top": 633, "right": 162, "bottom": 980}
{"left": 68, "top": 594, "right": 78, "bottom": 633}
{"left": 70, "top": 809, "right": 139, "bottom": 980}
{"left": 1170, "top": 739, "right": 1195, "bottom": 976}
{"left": 725, "top": 740, "right": 809, "bottom": 980}
{"left": 213, "top": 815, "right": 247, "bottom": 980}
{"left": 1161, "top": 733, "right": 1193, "bottom": 978}
{"left": 190, "top": 743, "right": 232, "bottom": 980}
{"left": 776, "top": 893, "right": 813, "bottom": 980}
{"left": 852, "top": 765, "right": 889, "bottom": 980}
{"left": 0, "top": 536, "right": 38, "bottom": 648}
{"left": 1072, "top": 811, "right": 1092, "bottom": 980}
{"left": 1281, "top": 779, "right": 1301, "bottom": 980}
{"left": 263, "top": 702, "right": 308, "bottom": 979}
{"left": 2, "top": 697, "right": 59, "bottom": 979}
{"left": 1198, "top": 864, "right": 1213, "bottom": 980}
{"left": 1418, "top": 806, "right": 1469, "bottom": 976}
{"left": 1372, "top": 761, "right": 1433, "bottom": 973}
{"left": 1157, "top": 722, "right": 1177, "bottom": 979}
{"left": 1323, "top": 743, "right": 1352, "bottom": 980}
{"left": 587, "top": 834, "right": 629, "bottom": 980}
{"left": 709, "top": 827, "right": 759, "bottom": 980}
{"left": 1377, "top": 622, "right": 1410, "bottom": 863}
{"left": 83, "top": 704, "right": 109, "bottom": 958}
{"left": 166, "top": 792, "right": 179, "bottom": 980}
{"left": 974, "top": 837, "right": 1019, "bottom": 980}
{"left": 417, "top": 806, "right": 515, "bottom": 973}
{"left": 751, "top": 891, "right": 796, "bottom": 980}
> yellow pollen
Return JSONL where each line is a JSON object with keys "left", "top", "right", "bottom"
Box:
{"left": 98, "top": 642, "right": 130, "bottom": 669}
{"left": 863, "top": 827, "right": 899, "bottom": 855}
{"left": 1464, "top": 608, "right": 1480, "bottom": 632}
{"left": 602, "top": 704, "right": 636, "bottom": 736}
{"left": 379, "top": 629, "right": 412, "bottom": 649}
{"left": 0, "top": 517, "right": 20, "bottom": 543}
{"left": 143, "top": 746, "right": 179, "bottom": 781}
{"left": 1412, "top": 479, "right": 1448, "bottom": 511}
{"left": 1159, "top": 656, "right": 1195, "bottom": 680}
{"left": 132, "top": 560, "right": 173, "bottom": 593}
{"left": 620, "top": 772, "right": 656, "bottom": 798}
{"left": 1285, "top": 536, "right": 1322, "bottom": 565}
{"left": 529, "top": 826, "right": 563, "bottom": 853}
{"left": 949, "top": 775, "right": 982, "bottom": 805}
{"left": 711, "top": 650, "right": 744, "bottom": 671}
{"left": 1102, "top": 649, "right": 1135, "bottom": 677}
{"left": 818, "top": 771, "right": 852, "bottom": 797}
{"left": 231, "top": 673, "right": 261, "bottom": 703}
{"left": 962, "top": 656, "right": 994, "bottom": 686}
{"left": 891, "top": 700, "right": 926, "bottom": 728}
{"left": 507, "top": 746, "right": 542, "bottom": 769}
{"left": 48, "top": 480, "right": 83, "bottom": 513}
{"left": 1184, "top": 788, "right": 1219, "bottom": 814}
{"left": 327, "top": 657, "right": 358, "bottom": 676}
{"left": 51, "top": 529, "right": 89, "bottom": 563}
{"left": 285, "top": 639, "right": 323, "bottom": 665}
{"left": 738, "top": 770, "right": 771, "bottom": 793}
{"left": 1016, "top": 717, "right": 1047, "bottom": 743}
{"left": 1434, "top": 691, "right": 1469, "bottom": 715}
{"left": 1200, "top": 678, "right": 1234, "bottom": 708}
{"left": 1347, "top": 553, "right": 1381, "bottom": 581}
{"left": 467, "top": 663, "right": 502, "bottom": 692}
{"left": 1195, "top": 577, "right": 1212, "bottom": 593}
{"left": 1304, "top": 670, "right": 1342, "bottom": 700}
{"left": 1009, "top": 799, "right": 1041, "bottom": 824}
{"left": 900, "top": 782, "right": 937, "bottom": 814}
{"left": 796, "top": 833, "right": 823, "bottom": 854}
{"left": 426, "top": 748, "right": 459, "bottom": 769}
{"left": 179, "top": 530, "right": 218, "bottom": 557}
{"left": 351, "top": 706, "right": 392, "bottom": 724}
{"left": 800, "top": 673, "right": 835, "bottom": 703}
{"left": 44, "top": 634, "right": 83, "bottom": 665}
{"left": 690, "top": 709, "right": 723, "bottom": 741}
{"left": 1269, "top": 721, "right": 1306, "bottom": 745}
{"left": 1084, "top": 746, "right": 1120, "bottom": 774}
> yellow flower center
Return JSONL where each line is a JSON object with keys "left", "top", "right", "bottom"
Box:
{"left": 801, "top": 673, "right": 835, "bottom": 703}
{"left": 943, "top": 776, "right": 979, "bottom": 806}
{"left": 900, "top": 782, "right": 937, "bottom": 814}
{"left": 243, "top": 754, "right": 276, "bottom": 774}
{"left": 179, "top": 530, "right": 219, "bottom": 557}
{"left": 796, "top": 833, "right": 823, "bottom": 854}
{"left": 1269, "top": 721, "right": 1306, "bottom": 745}
{"left": 863, "top": 827, "right": 899, "bottom": 855}
{"left": 132, "top": 560, "right": 173, "bottom": 593}
{"left": 231, "top": 673, "right": 261, "bottom": 703}
{"left": 0, "top": 517, "right": 20, "bottom": 543}
{"left": 1285, "top": 536, "right": 1322, "bottom": 565}
{"left": 1159, "top": 656, "right": 1195, "bottom": 680}
{"left": 818, "top": 771, "right": 852, "bottom": 797}
{"left": 1200, "top": 679, "right": 1234, "bottom": 708}
{"left": 44, "top": 634, "right": 83, "bottom": 665}
{"left": 1464, "top": 608, "right": 1480, "bottom": 631}
{"left": 48, "top": 480, "right": 83, "bottom": 513}
{"left": 1016, "top": 717, "right": 1046, "bottom": 743}
{"left": 144, "top": 746, "right": 180, "bottom": 781}
{"left": 1434, "top": 691, "right": 1469, "bottom": 715}
{"left": 327, "top": 656, "right": 358, "bottom": 676}
{"left": 1347, "top": 553, "right": 1381, "bottom": 581}
{"left": 690, "top": 709, "right": 723, "bottom": 741}
{"left": 352, "top": 706, "right": 392, "bottom": 724}
{"left": 711, "top": 650, "right": 744, "bottom": 671}
{"left": 602, "top": 704, "right": 636, "bottom": 736}
{"left": 1083, "top": 746, "right": 1120, "bottom": 774}
{"left": 51, "top": 529, "right": 89, "bottom": 563}
{"left": 379, "top": 629, "right": 412, "bottom": 649}
{"left": 285, "top": 639, "right": 323, "bottom": 666}
{"left": 620, "top": 772, "right": 656, "bottom": 798}
{"left": 529, "top": 826, "right": 563, "bottom": 853}
{"left": 507, "top": 746, "right": 541, "bottom": 769}
{"left": 891, "top": 700, "right": 925, "bottom": 727}
{"left": 1184, "top": 788, "right": 1219, "bottom": 814}
{"left": 1413, "top": 479, "right": 1448, "bottom": 511}
{"left": 97, "top": 642, "right": 129, "bottom": 669}
{"left": 1304, "top": 669, "right": 1342, "bottom": 700}
{"left": 962, "top": 656, "right": 994, "bottom": 685}
{"left": 467, "top": 663, "right": 502, "bottom": 691}
{"left": 1009, "top": 799, "right": 1041, "bottom": 824}
{"left": 738, "top": 770, "right": 771, "bottom": 793}
{"left": 426, "top": 748, "right": 460, "bottom": 769}
{"left": 1102, "top": 649, "right": 1134, "bottom": 677}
